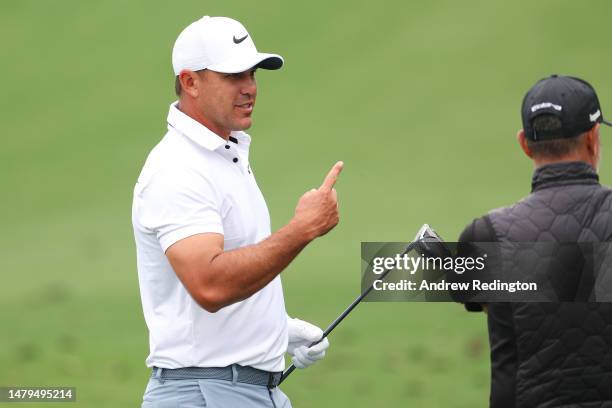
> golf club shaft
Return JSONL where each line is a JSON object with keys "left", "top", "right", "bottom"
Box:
{"left": 278, "top": 240, "right": 420, "bottom": 385}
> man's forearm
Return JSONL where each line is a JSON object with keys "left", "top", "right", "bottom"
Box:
{"left": 201, "top": 219, "right": 314, "bottom": 311}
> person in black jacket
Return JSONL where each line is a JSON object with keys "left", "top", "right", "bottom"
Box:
{"left": 460, "top": 75, "right": 612, "bottom": 408}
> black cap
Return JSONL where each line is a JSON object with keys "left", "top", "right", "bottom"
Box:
{"left": 521, "top": 75, "right": 612, "bottom": 141}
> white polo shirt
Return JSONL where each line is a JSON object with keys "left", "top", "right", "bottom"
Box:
{"left": 132, "top": 102, "right": 287, "bottom": 372}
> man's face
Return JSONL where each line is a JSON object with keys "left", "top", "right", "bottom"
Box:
{"left": 195, "top": 68, "right": 257, "bottom": 136}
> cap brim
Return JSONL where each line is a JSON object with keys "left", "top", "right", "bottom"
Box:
{"left": 207, "top": 52, "right": 284, "bottom": 74}
{"left": 602, "top": 118, "right": 612, "bottom": 127}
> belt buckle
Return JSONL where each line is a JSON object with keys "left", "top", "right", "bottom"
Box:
{"left": 267, "top": 372, "right": 279, "bottom": 389}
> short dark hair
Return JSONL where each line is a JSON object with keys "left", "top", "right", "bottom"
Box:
{"left": 175, "top": 76, "right": 182, "bottom": 96}
{"left": 526, "top": 115, "right": 586, "bottom": 158}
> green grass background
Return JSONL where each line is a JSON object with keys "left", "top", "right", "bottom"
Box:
{"left": 1, "top": 0, "right": 611, "bottom": 406}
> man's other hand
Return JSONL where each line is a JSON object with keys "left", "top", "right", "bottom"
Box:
{"left": 286, "top": 317, "right": 330, "bottom": 369}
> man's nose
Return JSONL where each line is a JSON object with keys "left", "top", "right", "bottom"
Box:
{"left": 241, "top": 76, "right": 257, "bottom": 96}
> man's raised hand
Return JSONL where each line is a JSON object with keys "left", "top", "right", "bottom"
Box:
{"left": 293, "top": 161, "right": 344, "bottom": 240}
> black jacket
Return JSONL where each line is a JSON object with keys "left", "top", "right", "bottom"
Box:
{"left": 460, "top": 161, "right": 612, "bottom": 408}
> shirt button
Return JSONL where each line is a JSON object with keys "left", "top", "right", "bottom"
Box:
{"left": 233, "top": 158, "right": 238, "bottom": 163}
{"left": 225, "top": 145, "right": 230, "bottom": 149}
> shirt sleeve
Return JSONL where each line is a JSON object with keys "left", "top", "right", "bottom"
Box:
{"left": 136, "top": 167, "right": 224, "bottom": 252}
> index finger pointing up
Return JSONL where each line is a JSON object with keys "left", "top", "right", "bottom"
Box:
{"left": 319, "top": 161, "right": 344, "bottom": 192}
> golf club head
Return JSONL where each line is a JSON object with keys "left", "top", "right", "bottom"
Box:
{"left": 414, "top": 224, "right": 452, "bottom": 258}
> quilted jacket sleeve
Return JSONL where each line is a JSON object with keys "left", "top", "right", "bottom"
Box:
{"left": 458, "top": 215, "right": 497, "bottom": 312}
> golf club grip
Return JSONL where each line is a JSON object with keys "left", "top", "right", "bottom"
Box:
{"left": 278, "top": 240, "right": 420, "bottom": 386}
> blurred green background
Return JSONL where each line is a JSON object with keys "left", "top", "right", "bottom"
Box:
{"left": 1, "top": 0, "right": 611, "bottom": 406}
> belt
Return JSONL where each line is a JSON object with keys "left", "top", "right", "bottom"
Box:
{"left": 151, "top": 365, "right": 282, "bottom": 388}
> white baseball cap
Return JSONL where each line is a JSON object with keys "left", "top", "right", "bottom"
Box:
{"left": 172, "top": 16, "right": 284, "bottom": 76}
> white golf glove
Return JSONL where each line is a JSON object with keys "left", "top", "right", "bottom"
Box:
{"left": 286, "top": 317, "right": 330, "bottom": 369}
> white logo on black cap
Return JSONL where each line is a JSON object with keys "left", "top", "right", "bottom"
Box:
{"left": 590, "top": 109, "right": 601, "bottom": 122}
{"left": 531, "top": 102, "right": 562, "bottom": 113}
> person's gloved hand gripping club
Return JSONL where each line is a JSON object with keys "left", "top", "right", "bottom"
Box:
{"left": 286, "top": 316, "right": 330, "bottom": 369}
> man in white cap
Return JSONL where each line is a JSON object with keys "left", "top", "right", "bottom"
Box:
{"left": 132, "top": 16, "right": 342, "bottom": 407}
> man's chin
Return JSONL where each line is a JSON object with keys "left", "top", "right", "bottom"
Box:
{"left": 233, "top": 118, "right": 253, "bottom": 131}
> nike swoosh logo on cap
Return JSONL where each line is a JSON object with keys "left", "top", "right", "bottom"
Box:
{"left": 233, "top": 34, "right": 248, "bottom": 44}
{"left": 590, "top": 110, "right": 601, "bottom": 122}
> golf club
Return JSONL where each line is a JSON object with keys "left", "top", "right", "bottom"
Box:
{"left": 278, "top": 224, "right": 448, "bottom": 385}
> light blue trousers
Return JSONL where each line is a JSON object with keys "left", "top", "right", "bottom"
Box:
{"left": 141, "top": 376, "right": 292, "bottom": 408}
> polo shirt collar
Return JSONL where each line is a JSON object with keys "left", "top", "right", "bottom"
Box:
{"left": 166, "top": 101, "right": 251, "bottom": 151}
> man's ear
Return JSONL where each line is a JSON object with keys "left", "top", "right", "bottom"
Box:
{"left": 178, "top": 70, "right": 202, "bottom": 98}
{"left": 517, "top": 129, "right": 534, "bottom": 159}
{"left": 585, "top": 123, "right": 601, "bottom": 169}
{"left": 585, "top": 123, "right": 600, "bottom": 156}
